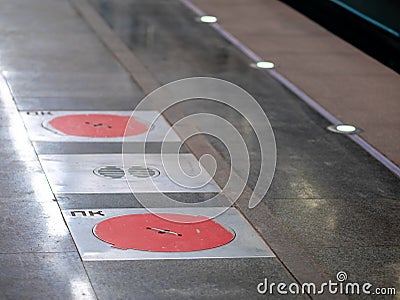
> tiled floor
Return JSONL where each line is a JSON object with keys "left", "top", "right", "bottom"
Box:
{"left": 190, "top": 0, "right": 400, "bottom": 168}
{"left": 0, "top": 0, "right": 398, "bottom": 299}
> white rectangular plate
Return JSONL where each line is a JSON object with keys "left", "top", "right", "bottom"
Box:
{"left": 39, "top": 153, "right": 220, "bottom": 194}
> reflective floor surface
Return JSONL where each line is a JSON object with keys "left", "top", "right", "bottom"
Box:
{"left": 0, "top": 0, "right": 399, "bottom": 299}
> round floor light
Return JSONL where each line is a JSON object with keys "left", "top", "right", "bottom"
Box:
{"left": 251, "top": 61, "right": 275, "bottom": 69}
{"left": 327, "top": 124, "right": 362, "bottom": 134}
{"left": 199, "top": 15, "right": 218, "bottom": 23}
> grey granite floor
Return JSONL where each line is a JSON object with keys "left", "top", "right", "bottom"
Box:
{"left": 0, "top": 0, "right": 398, "bottom": 299}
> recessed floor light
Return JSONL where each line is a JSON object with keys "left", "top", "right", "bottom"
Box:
{"left": 199, "top": 15, "right": 218, "bottom": 23}
{"left": 327, "top": 124, "right": 362, "bottom": 134}
{"left": 251, "top": 61, "right": 275, "bottom": 69}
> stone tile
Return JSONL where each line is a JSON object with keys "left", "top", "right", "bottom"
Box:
{"left": 0, "top": 136, "right": 37, "bottom": 163}
{"left": 0, "top": 32, "right": 125, "bottom": 73}
{"left": 56, "top": 192, "right": 228, "bottom": 209}
{"left": 245, "top": 133, "right": 400, "bottom": 200}
{"left": 32, "top": 141, "right": 188, "bottom": 155}
{"left": 0, "top": 160, "right": 54, "bottom": 199}
{"left": 56, "top": 193, "right": 140, "bottom": 210}
{"left": 85, "top": 258, "right": 306, "bottom": 299}
{"left": 237, "top": 33, "right": 357, "bottom": 55}
{"left": 310, "top": 247, "right": 400, "bottom": 295}
{"left": 14, "top": 96, "right": 143, "bottom": 111}
{"left": 0, "top": 252, "right": 96, "bottom": 300}
{"left": 0, "top": 200, "right": 75, "bottom": 253}
{"left": 260, "top": 198, "right": 400, "bottom": 248}
{"left": 191, "top": 0, "right": 329, "bottom": 36}
{"left": 189, "top": 0, "right": 400, "bottom": 169}
{"left": 4, "top": 71, "right": 139, "bottom": 98}
{"left": 0, "top": 7, "right": 90, "bottom": 33}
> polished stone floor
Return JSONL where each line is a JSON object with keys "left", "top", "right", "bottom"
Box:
{"left": 0, "top": 0, "right": 399, "bottom": 299}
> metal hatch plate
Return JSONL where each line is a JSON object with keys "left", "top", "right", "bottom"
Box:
{"left": 61, "top": 207, "right": 275, "bottom": 261}
{"left": 39, "top": 153, "right": 220, "bottom": 194}
{"left": 20, "top": 110, "right": 181, "bottom": 142}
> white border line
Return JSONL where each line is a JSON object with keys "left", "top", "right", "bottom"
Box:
{"left": 179, "top": 0, "right": 400, "bottom": 178}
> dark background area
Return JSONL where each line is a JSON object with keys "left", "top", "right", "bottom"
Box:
{"left": 279, "top": 0, "right": 400, "bottom": 73}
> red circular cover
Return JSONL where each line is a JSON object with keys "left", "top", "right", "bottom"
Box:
{"left": 93, "top": 213, "right": 235, "bottom": 252}
{"left": 48, "top": 114, "right": 148, "bottom": 137}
